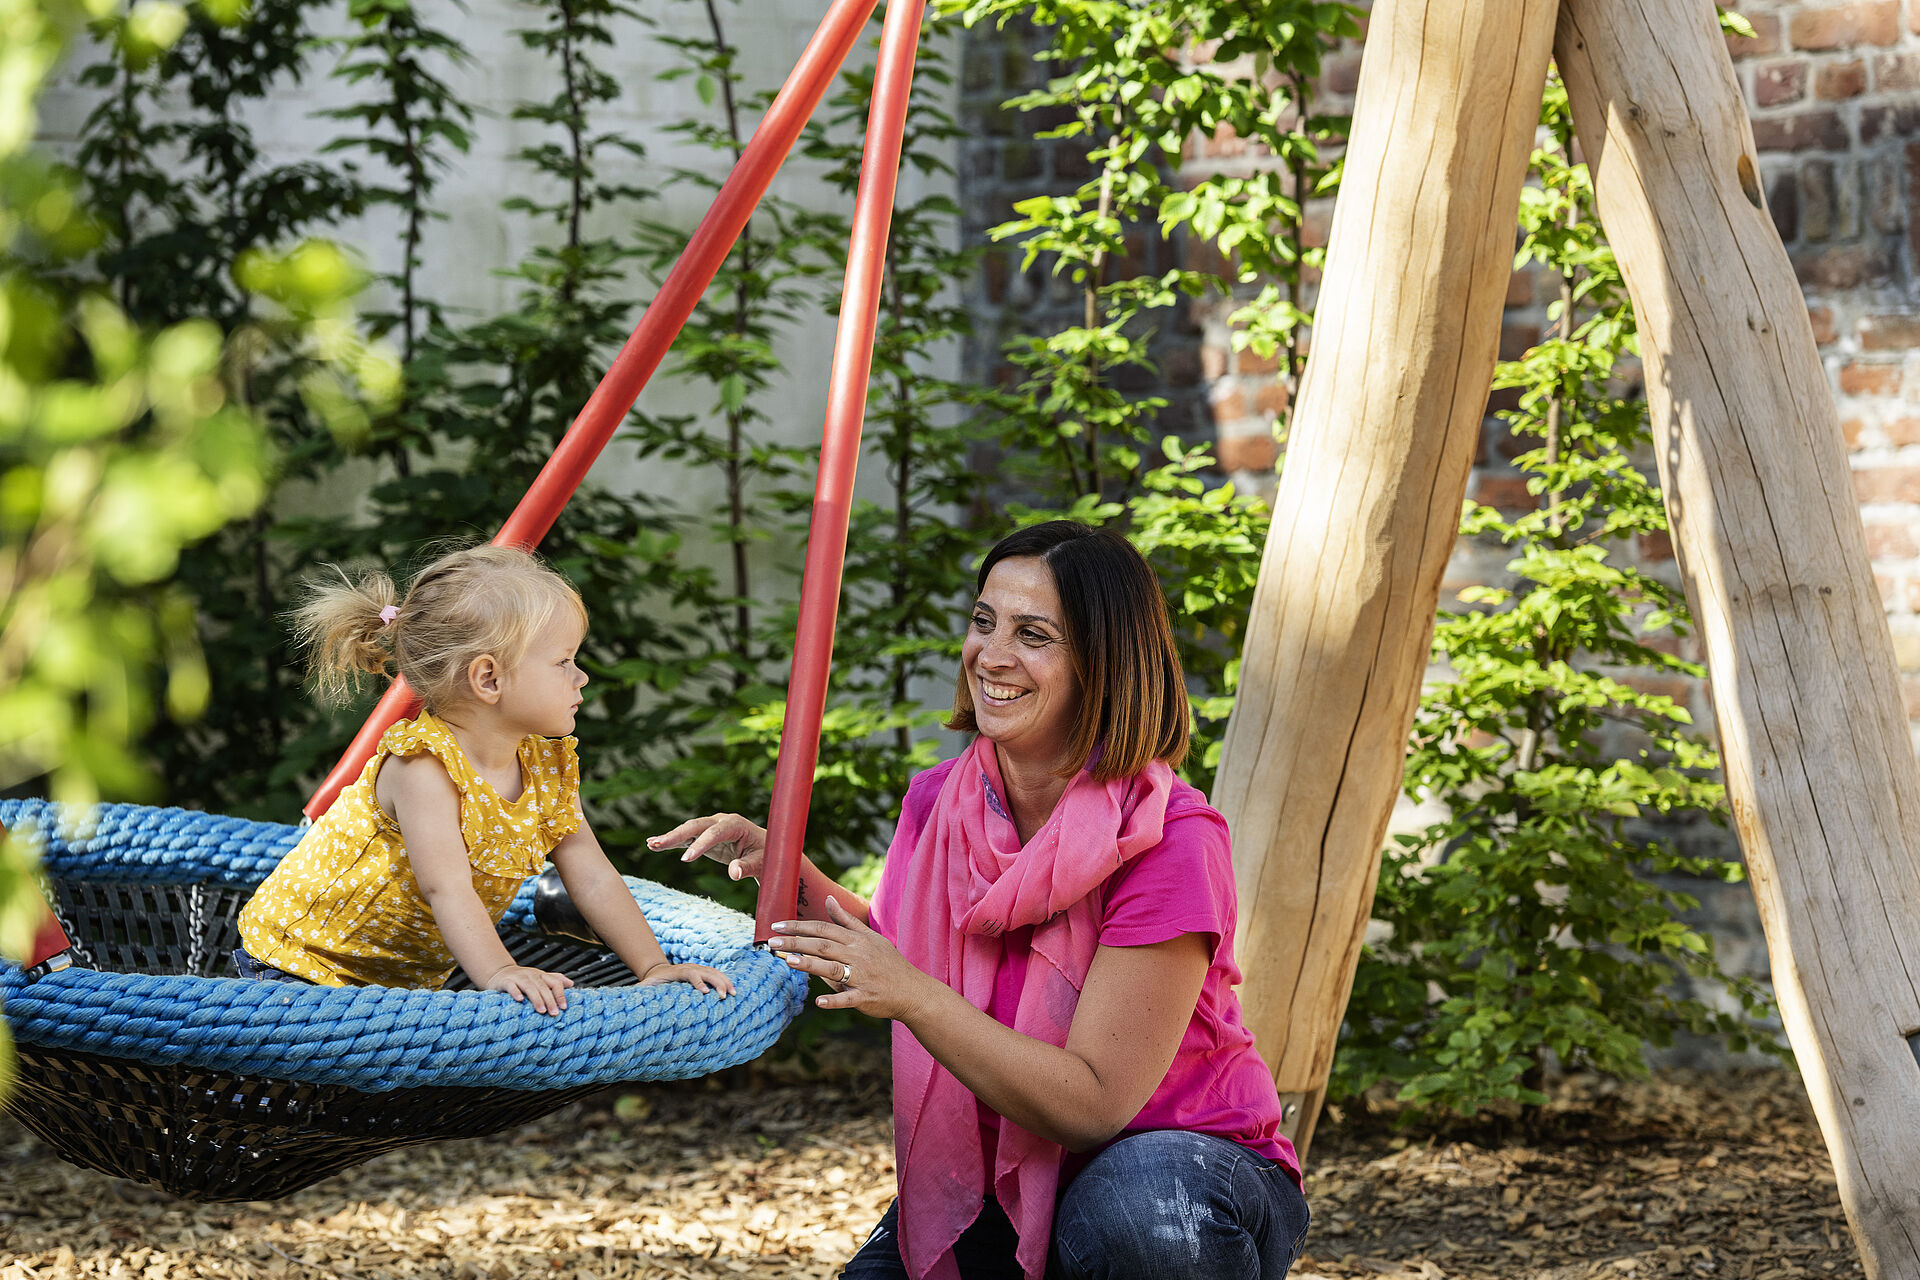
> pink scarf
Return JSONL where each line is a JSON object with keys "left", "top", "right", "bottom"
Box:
{"left": 890, "top": 737, "right": 1175, "bottom": 1280}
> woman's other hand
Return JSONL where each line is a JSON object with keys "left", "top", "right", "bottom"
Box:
{"left": 769, "top": 897, "right": 933, "bottom": 1020}
{"left": 485, "top": 963, "right": 574, "bottom": 1015}
{"left": 647, "top": 813, "right": 767, "bottom": 882}
{"left": 638, "top": 961, "right": 736, "bottom": 997}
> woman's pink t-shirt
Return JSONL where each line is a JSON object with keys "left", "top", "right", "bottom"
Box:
{"left": 867, "top": 757, "right": 1301, "bottom": 1185}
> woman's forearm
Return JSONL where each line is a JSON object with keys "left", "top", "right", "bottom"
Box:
{"left": 792, "top": 855, "right": 870, "bottom": 925}
{"left": 771, "top": 913, "right": 1206, "bottom": 1150}
{"left": 899, "top": 979, "right": 1117, "bottom": 1151}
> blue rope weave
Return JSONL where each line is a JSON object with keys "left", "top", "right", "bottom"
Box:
{"left": 0, "top": 800, "right": 808, "bottom": 1091}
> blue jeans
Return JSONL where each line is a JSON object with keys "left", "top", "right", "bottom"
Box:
{"left": 841, "top": 1131, "right": 1310, "bottom": 1279}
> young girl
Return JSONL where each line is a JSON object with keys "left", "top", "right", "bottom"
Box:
{"left": 237, "top": 545, "right": 731, "bottom": 1013}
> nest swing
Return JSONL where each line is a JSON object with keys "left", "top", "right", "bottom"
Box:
{"left": 1, "top": 799, "right": 807, "bottom": 1200}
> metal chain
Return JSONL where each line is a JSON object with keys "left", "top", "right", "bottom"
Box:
{"left": 43, "top": 878, "right": 94, "bottom": 970}
{"left": 187, "top": 881, "right": 211, "bottom": 976}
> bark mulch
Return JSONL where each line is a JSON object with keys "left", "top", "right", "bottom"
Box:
{"left": 1299, "top": 1070, "right": 1860, "bottom": 1280}
{"left": 0, "top": 1060, "right": 1862, "bottom": 1280}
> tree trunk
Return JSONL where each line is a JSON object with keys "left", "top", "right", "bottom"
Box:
{"left": 1213, "top": 0, "right": 1556, "bottom": 1156}
{"left": 1555, "top": 1, "right": 1920, "bottom": 1272}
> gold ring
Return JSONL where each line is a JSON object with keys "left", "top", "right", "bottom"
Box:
{"left": 840, "top": 962, "right": 853, "bottom": 985}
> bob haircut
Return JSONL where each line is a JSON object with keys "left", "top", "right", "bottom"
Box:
{"left": 946, "top": 520, "right": 1189, "bottom": 782}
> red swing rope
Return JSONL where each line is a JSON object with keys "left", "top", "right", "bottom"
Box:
{"left": 302, "top": 0, "right": 886, "bottom": 823}
{"left": 754, "top": 0, "right": 926, "bottom": 941}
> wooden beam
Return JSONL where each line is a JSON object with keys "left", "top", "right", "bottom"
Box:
{"left": 1213, "top": 0, "right": 1556, "bottom": 1156}
{"left": 1555, "top": 1, "right": 1920, "bottom": 1273}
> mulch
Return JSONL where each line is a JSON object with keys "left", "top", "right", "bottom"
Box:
{"left": 0, "top": 1057, "right": 1863, "bottom": 1280}
{"left": 1300, "top": 1071, "right": 1860, "bottom": 1280}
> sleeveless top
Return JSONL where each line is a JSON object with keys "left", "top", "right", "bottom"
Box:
{"left": 237, "top": 711, "right": 580, "bottom": 988}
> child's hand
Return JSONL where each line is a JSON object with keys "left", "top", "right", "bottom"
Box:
{"left": 486, "top": 963, "right": 575, "bottom": 1014}
{"left": 638, "top": 961, "right": 735, "bottom": 998}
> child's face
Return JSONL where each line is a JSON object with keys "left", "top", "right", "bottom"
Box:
{"left": 498, "top": 609, "right": 589, "bottom": 738}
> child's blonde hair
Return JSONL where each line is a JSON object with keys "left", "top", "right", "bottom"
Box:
{"left": 293, "top": 545, "right": 587, "bottom": 711}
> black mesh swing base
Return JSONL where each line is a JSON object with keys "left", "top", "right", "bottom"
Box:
{"left": 6, "top": 871, "right": 642, "bottom": 1201}
{"left": 8, "top": 1043, "right": 605, "bottom": 1202}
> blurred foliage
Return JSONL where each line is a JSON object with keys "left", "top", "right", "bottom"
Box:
{"left": 68, "top": 0, "right": 417, "bottom": 816}
{"left": 0, "top": 0, "right": 384, "bottom": 1095}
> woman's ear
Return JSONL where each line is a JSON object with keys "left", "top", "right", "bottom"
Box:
{"left": 467, "top": 654, "right": 504, "bottom": 705}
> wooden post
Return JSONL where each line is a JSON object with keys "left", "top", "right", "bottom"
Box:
{"left": 1213, "top": 0, "right": 1556, "bottom": 1155}
{"left": 1555, "top": 2, "right": 1920, "bottom": 1272}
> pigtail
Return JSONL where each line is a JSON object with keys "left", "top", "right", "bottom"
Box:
{"left": 291, "top": 567, "right": 399, "bottom": 706}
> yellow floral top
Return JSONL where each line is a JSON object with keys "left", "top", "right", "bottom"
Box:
{"left": 238, "top": 711, "right": 580, "bottom": 988}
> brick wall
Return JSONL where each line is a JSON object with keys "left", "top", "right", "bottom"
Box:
{"left": 1730, "top": 1, "right": 1920, "bottom": 736}
{"left": 956, "top": 19, "right": 1267, "bottom": 480}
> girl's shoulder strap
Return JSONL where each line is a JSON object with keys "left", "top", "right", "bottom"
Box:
{"left": 378, "top": 711, "right": 481, "bottom": 793}
{"left": 382, "top": 712, "right": 528, "bottom": 869}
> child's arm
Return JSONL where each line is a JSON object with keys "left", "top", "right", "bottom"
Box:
{"left": 386, "top": 753, "right": 575, "bottom": 1014}
{"left": 550, "top": 816, "right": 735, "bottom": 997}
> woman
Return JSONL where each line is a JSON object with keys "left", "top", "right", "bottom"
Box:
{"left": 650, "top": 521, "right": 1308, "bottom": 1280}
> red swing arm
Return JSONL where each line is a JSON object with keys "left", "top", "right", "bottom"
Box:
{"left": 756, "top": 0, "right": 925, "bottom": 940}
{"left": 303, "top": 0, "right": 928, "bottom": 944}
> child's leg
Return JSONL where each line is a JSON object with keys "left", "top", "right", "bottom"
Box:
{"left": 231, "top": 947, "right": 318, "bottom": 984}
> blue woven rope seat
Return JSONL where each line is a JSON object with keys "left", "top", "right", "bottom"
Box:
{"left": 0, "top": 799, "right": 808, "bottom": 1200}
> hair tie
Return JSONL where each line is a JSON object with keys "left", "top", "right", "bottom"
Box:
{"left": 379, "top": 605, "right": 400, "bottom": 627}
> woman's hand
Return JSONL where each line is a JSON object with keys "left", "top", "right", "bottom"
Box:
{"left": 768, "top": 897, "right": 935, "bottom": 1020}
{"left": 485, "top": 963, "right": 574, "bottom": 1015}
{"left": 638, "top": 961, "right": 735, "bottom": 997}
{"left": 647, "top": 813, "right": 767, "bottom": 882}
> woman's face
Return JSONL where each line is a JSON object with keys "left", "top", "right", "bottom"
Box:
{"left": 962, "top": 556, "right": 1081, "bottom": 767}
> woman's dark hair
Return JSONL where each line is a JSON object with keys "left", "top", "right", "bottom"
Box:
{"left": 946, "top": 520, "right": 1189, "bottom": 781}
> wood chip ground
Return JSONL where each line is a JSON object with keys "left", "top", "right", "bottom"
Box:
{"left": 0, "top": 1062, "right": 1863, "bottom": 1278}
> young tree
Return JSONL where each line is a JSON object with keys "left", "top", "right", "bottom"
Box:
{"left": 392, "top": 0, "right": 688, "bottom": 835}
{"left": 1333, "top": 79, "right": 1776, "bottom": 1118}
{"left": 796, "top": 17, "right": 981, "bottom": 821}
